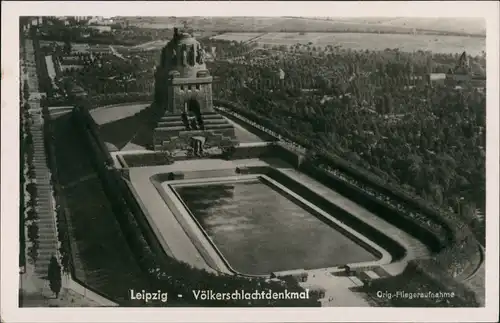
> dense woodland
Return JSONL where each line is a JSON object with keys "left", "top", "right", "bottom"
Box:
{"left": 206, "top": 39, "right": 486, "bottom": 245}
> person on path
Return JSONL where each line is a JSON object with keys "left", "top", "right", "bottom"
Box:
{"left": 48, "top": 255, "right": 62, "bottom": 299}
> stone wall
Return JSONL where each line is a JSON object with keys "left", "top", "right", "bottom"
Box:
{"left": 171, "top": 82, "right": 213, "bottom": 114}
{"left": 158, "top": 129, "right": 236, "bottom": 151}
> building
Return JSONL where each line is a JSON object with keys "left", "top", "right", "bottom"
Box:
{"left": 427, "top": 73, "right": 447, "bottom": 85}
{"left": 57, "top": 56, "right": 85, "bottom": 72}
{"left": 67, "top": 83, "right": 87, "bottom": 98}
{"left": 51, "top": 16, "right": 90, "bottom": 24}
{"left": 87, "top": 16, "right": 114, "bottom": 26}
{"left": 426, "top": 51, "right": 486, "bottom": 90}
{"left": 444, "top": 51, "right": 486, "bottom": 89}
{"left": 271, "top": 269, "right": 309, "bottom": 282}
{"left": 152, "top": 28, "right": 236, "bottom": 152}
{"left": 88, "top": 25, "right": 112, "bottom": 33}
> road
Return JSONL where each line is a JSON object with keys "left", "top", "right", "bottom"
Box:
{"left": 109, "top": 45, "right": 126, "bottom": 60}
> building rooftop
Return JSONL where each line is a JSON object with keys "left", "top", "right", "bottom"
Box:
{"left": 430, "top": 73, "right": 446, "bottom": 81}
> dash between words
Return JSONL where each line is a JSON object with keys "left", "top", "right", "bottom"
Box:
{"left": 129, "top": 288, "right": 311, "bottom": 303}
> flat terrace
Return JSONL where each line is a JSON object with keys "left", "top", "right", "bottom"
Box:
{"left": 127, "top": 158, "right": 431, "bottom": 276}
{"left": 89, "top": 102, "right": 272, "bottom": 152}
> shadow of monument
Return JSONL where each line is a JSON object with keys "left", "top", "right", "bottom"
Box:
{"left": 97, "top": 106, "right": 156, "bottom": 150}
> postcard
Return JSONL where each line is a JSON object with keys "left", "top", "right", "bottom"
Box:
{"left": 1, "top": 1, "right": 498, "bottom": 322}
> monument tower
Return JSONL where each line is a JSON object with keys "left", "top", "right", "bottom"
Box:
{"left": 152, "top": 28, "right": 236, "bottom": 152}
{"left": 445, "top": 51, "right": 473, "bottom": 86}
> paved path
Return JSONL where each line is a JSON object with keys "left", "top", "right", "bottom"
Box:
{"left": 44, "top": 55, "right": 57, "bottom": 89}
{"left": 302, "top": 269, "right": 371, "bottom": 306}
{"left": 225, "top": 118, "right": 267, "bottom": 144}
{"left": 23, "top": 39, "right": 58, "bottom": 278}
{"left": 21, "top": 38, "right": 67, "bottom": 304}
{"left": 48, "top": 106, "right": 74, "bottom": 111}
{"left": 109, "top": 45, "right": 126, "bottom": 60}
{"left": 20, "top": 38, "right": 116, "bottom": 307}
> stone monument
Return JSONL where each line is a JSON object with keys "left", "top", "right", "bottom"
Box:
{"left": 152, "top": 28, "right": 237, "bottom": 152}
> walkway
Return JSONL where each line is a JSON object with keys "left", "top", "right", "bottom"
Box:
{"left": 23, "top": 39, "right": 58, "bottom": 279}
{"left": 20, "top": 37, "right": 116, "bottom": 307}
{"left": 44, "top": 55, "right": 58, "bottom": 89}
{"left": 302, "top": 269, "right": 371, "bottom": 306}
{"left": 31, "top": 118, "right": 58, "bottom": 277}
{"left": 109, "top": 45, "right": 126, "bottom": 60}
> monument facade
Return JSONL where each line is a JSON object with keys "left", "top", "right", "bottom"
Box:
{"left": 152, "top": 28, "right": 236, "bottom": 152}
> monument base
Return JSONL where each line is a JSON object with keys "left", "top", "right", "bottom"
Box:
{"left": 153, "top": 111, "right": 237, "bottom": 151}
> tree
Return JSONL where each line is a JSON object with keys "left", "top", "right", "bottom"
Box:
{"left": 23, "top": 81, "right": 30, "bottom": 101}
{"left": 48, "top": 255, "right": 62, "bottom": 298}
{"left": 63, "top": 38, "right": 72, "bottom": 56}
{"left": 384, "top": 93, "right": 394, "bottom": 114}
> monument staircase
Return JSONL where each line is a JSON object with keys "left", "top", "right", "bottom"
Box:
{"left": 153, "top": 111, "right": 236, "bottom": 151}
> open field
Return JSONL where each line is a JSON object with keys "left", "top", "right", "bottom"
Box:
{"left": 117, "top": 17, "right": 485, "bottom": 36}
{"left": 117, "top": 17, "right": 286, "bottom": 32}
{"left": 212, "top": 32, "right": 485, "bottom": 55}
{"left": 376, "top": 17, "right": 485, "bottom": 36}
{"left": 279, "top": 17, "right": 486, "bottom": 35}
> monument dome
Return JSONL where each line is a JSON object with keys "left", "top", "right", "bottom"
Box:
{"left": 160, "top": 28, "right": 209, "bottom": 79}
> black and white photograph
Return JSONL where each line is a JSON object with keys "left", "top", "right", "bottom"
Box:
{"left": 1, "top": 1, "right": 499, "bottom": 322}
